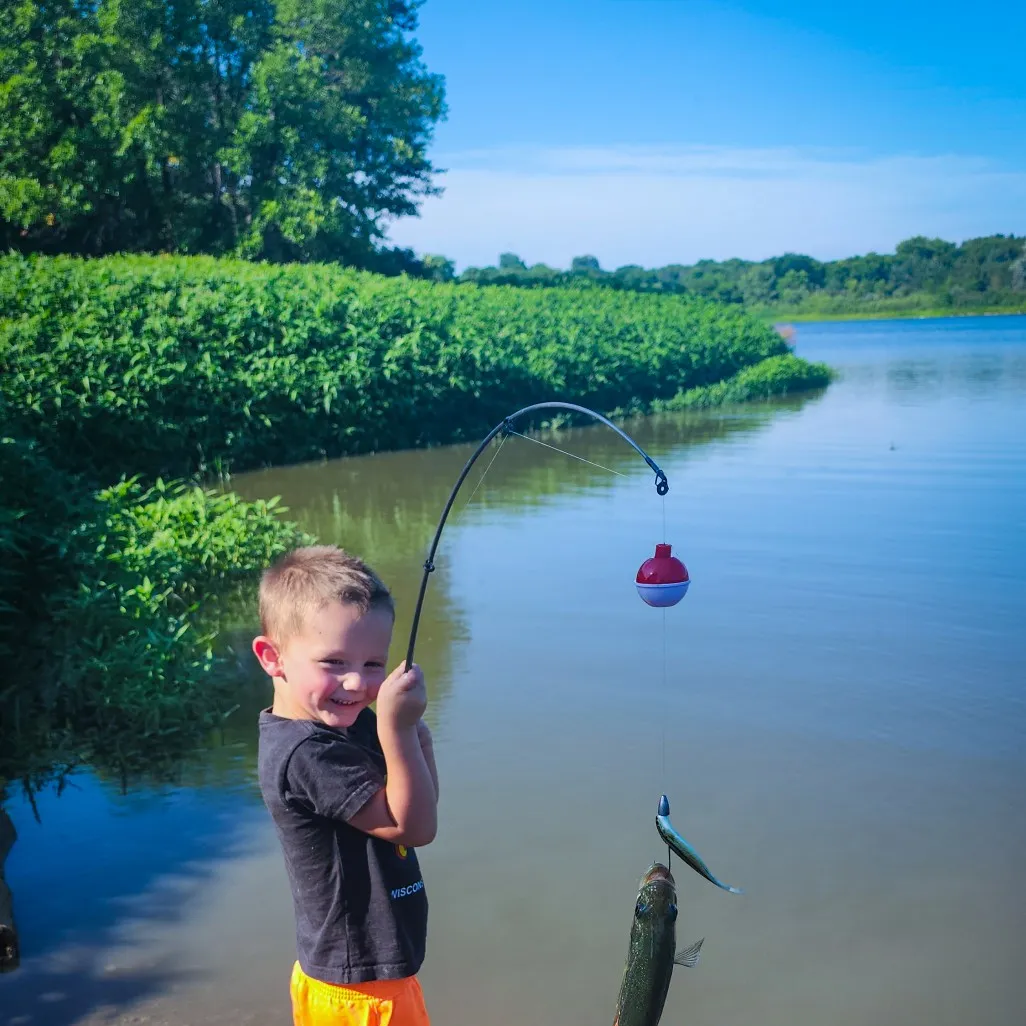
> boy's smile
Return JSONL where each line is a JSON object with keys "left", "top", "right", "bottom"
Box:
{"left": 255, "top": 601, "right": 394, "bottom": 729}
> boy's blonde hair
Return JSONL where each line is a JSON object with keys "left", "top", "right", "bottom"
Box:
{"left": 259, "top": 545, "right": 394, "bottom": 645}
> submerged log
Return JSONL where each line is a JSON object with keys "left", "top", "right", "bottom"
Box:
{"left": 0, "top": 807, "right": 18, "bottom": 972}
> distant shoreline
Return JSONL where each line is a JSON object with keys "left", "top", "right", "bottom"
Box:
{"left": 761, "top": 306, "right": 1026, "bottom": 324}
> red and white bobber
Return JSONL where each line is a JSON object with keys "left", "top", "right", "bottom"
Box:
{"left": 636, "top": 543, "right": 689, "bottom": 607}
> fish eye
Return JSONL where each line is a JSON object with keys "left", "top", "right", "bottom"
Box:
{"left": 668, "top": 903, "right": 678, "bottom": 921}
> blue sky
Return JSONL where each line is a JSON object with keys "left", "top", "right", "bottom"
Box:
{"left": 384, "top": 0, "right": 1026, "bottom": 271}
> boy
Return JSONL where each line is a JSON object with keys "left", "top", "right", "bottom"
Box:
{"left": 253, "top": 545, "right": 439, "bottom": 1026}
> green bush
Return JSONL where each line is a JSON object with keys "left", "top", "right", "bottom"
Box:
{"left": 0, "top": 456, "right": 310, "bottom": 790}
{"left": 656, "top": 353, "right": 834, "bottom": 410}
{"left": 0, "top": 253, "right": 802, "bottom": 481}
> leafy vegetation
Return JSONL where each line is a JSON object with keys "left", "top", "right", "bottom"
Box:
{"left": 450, "top": 235, "right": 1026, "bottom": 318}
{"left": 1, "top": 253, "right": 826, "bottom": 483}
{"left": 0, "top": 0, "right": 444, "bottom": 267}
{"left": 0, "top": 435, "right": 309, "bottom": 793}
{"left": 654, "top": 354, "right": 833, "bottom": 411}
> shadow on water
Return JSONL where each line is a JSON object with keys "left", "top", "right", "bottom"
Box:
{"left": 0, "top": 391, "right": 825, "bottom": 1024}
{"left": 0, "top": 771, "right": 265, "bottom": 1025}
{"left": 2, "top": 961, "right": 182, "bottom": 1026}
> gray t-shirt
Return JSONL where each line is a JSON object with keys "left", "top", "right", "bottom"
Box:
{"left": 257, "top": 709, "right": 428, "bottom": 984}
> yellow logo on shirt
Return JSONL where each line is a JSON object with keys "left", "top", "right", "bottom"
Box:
{"left": 396, "top": 844, "right": 408, "bottom": 859}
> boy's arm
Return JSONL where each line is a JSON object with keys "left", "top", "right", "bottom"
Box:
{"left": 349, "top": 726, "right": 437, "bottom": 847}
{"left": 417, "top": 720, "right": 439, "bottom": 801}
{"left": 347, "top": 664, "right": 437, "bottom": 847}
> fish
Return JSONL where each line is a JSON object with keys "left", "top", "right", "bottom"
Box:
{"left": 656, "top": 794, "right": 744, "bottom": 895}
{"left": 612, "top": 862, "right": 704, "bottom": 1026}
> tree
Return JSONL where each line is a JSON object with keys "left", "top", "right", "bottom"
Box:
{"left": 421, "top": 253, "right": 455, "bottom": 282}
{"left": 0, "top": 0, "right": 446, "bottom": 264}
{"left": 777, "top": 269, "right": 810, "bottom": 306}
{"left": 772, "top": 253, "right": 825, "bottom": 289}
{"left": 950, "top": 235, "right": 1024, "bottom": 293}
{"left": 740, "top": 265, "right": 776, "bottom": 306}
{"left": 1012, "top": 256, "right": 1026, "bottom": 292}
{"left": 893, "top": 236, "right": 956, "bottom": 292}
{"left": 454, "top": 234, "right": 1024, "bottom": 312}
{"left": 498, "top": 252, "right": 526, "bottom": 270}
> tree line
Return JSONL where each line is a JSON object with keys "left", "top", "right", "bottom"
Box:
{"left": 4, "top": 4, "right": 1021, "bottom": 316}
{"left": 426, "top": 236, "right": 1026, "bottom": 314}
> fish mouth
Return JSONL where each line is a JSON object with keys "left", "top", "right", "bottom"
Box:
{"left": 642, "top": 863, "right": 675, "bottom": 887}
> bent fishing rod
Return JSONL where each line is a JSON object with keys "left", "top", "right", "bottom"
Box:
{"left": 404, "top": 401, "right": 670, "bottom": 669}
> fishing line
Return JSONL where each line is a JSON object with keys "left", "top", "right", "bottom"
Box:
{"left": 404, "top": 401, "right": 669, "bottom": 689}
{"left": 505, "top": 429, "right": 628, "bottom": 478}
{"left": 448, "top": 431, "right": 510, "bottom": 529}
{"left": 448, "top": 423, "right": 625, "bottom": 547}
{"left": 506, "top": 424, "right": 671, "bottom": 810}
{"left": 460, "top": 422, "right": 670, "bottom": 838}
{"left": 661, "top": 606, "right": 667, "bottom": 785}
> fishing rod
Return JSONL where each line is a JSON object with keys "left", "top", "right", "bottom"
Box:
{"left": 404, "top": 401, "right": 677, "bottom": 669}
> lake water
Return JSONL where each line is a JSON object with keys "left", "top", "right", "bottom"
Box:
{"left": 3, "top": 315, "right": 1025, "bottom": 1026}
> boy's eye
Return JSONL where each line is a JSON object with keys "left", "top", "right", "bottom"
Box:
{"left": 321, "top": 659, "right": 385, "bottom": 669}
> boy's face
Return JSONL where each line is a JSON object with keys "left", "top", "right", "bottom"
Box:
{"left": 254, "top": 600, "right": 393, "bottom": 729}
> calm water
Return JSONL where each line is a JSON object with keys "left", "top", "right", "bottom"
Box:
{"left": 3, "top": 316, "right": 1025, "bottom": 1026}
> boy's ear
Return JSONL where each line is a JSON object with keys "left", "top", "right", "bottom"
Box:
{"left": 252, "top": 636, "right": 285, "bottom": 678}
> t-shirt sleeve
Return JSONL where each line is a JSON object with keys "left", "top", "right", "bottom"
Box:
{"left": 284, "top": 735, "right": 384, "bottom": 823}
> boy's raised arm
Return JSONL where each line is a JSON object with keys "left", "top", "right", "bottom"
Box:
{"left": 348, "top": 664, "right": 438, "bottom": 847}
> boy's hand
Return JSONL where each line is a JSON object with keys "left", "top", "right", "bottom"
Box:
{"left": 376, "top": 661, "right": 426, "bottom": 730}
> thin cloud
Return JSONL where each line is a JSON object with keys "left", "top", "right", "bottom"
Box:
{"left": 385, "top": 145, "right": 1026, "bottom": 271}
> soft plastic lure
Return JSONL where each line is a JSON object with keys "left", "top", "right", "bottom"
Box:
{"left": 656, "top": 794, "right": 743, "bottom": 895}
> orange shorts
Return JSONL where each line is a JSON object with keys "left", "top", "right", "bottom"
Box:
{"left": 290, "top": 962, "right": 431, "bottom": 1026}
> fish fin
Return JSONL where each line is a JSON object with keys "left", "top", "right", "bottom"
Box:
{"left": 674, "top": 938, "right": 705, "bottom": 968}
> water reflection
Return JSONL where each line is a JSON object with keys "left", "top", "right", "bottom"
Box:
{"left": 228, "top": 393, "right": 825, "bottom": 544}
